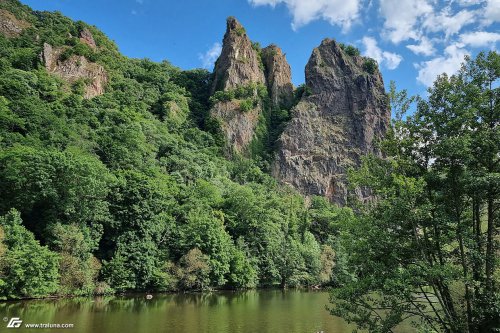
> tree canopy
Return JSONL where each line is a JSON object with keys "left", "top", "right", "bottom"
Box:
{"left": 330, "top": 52, "right": 499, "bottom": 333}
{"left": 0, "top": 0, "right": 345, "bottom": 299}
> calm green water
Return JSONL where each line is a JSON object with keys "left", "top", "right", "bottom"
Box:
{"left": 0, "top": 290, "right": 414, "bottom": 333}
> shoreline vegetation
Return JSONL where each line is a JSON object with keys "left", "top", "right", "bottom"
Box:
{"left": 0, "top": 1, "right": 498, "bottom": 332}
{"left": 0, "top": 285, "right": 328, "bottom": 303}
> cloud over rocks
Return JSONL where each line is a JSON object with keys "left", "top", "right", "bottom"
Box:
{"left": 406, "top": 37, "right": 435, "bottom": 56}
{"left": 248, "top": 0, "right": 499, "bottom": 88}
{"left": 248, "top": 0, "right": 361, "bottom": 31}
{"left": 199, "top": 42, "right": 222, "bottom": 69}
{"left": 483, "top": 0, "right": 500, "bottom": 25}
{"left": 379, "top": 0, "right": 433, "bottom": 44}
{"left": 362, "top": 37, "right": 402, "bottom": 70}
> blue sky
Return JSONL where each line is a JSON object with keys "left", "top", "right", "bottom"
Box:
{"left": 21, "top": 0, "right": 500, "bottom": 97}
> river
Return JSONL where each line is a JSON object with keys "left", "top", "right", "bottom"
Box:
{"left": 1, "top": 290, "right": 415, "bottom": 332}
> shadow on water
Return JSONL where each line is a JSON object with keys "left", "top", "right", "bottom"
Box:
{"left": 0, "top": 290, "right": 415, "bottom": 333}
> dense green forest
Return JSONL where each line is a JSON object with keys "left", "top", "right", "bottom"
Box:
{"left": 0, "top": 0, "right": 346, "bottom": 298}
{"left": 0, "top": 1, "right": 498, "bottom": 332}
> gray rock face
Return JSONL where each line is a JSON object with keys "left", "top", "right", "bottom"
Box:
{"left": 273, "top": 39, "right": 390, "bottom": 205}
{"left": 0, "top": 9, "right": 30, "bottom": 38}
{"left": 211, "top": 100, "right": 262, "bottom": 153}
{"left": 209, "top": 17, "right": 297, "bottom": 155}
{"left": 79, "top": 27, "right": 97, "bottom": 50}
{"left": 209, "top": 17, "right": 269, "bottom": 154}
{"left": 41, "top": 43, "right": 108, "bottom": 99}
{"left": 262, "top": 44, "right": 294, "bottom": 109}
{"left": 211, "top": 17, "right": 266, "bottom": 94}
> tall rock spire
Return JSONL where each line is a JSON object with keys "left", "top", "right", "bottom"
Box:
{"left": 209, "top": 17, "right": 267, "bottom": 154}
{"left": 262, "top": 44, "right": 294, "bottom": 109}
{"left": 211, "top": 17, "right": 266, "bottom": 94}
{"left": 272, "top": 39, "right": 390, "bottom": 205}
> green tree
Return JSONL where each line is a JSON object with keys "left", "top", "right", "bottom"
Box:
{"left": 308, "top": 196, "right": 354, "bottom": 243}
{"left": 102, "top": 169, "right": 177, "bottom": 291}
{"left": 178, "top": 192, "right": 232, "bottom": 286}
{"left": 0, "top": 146, "right": 112, "bottom": 244}
{"left": 103, "top": 232, "right": 167, "bottom": 291}
{"left": 227, "top": 238, "right": 258, "bottom": 289}
{"left": 52, "top": 223, "right": 102, "bottom": 295}
{"left": 331, "top": 52, "right": 499, "bottom": 333}
{"left": 0, "top": 209, "right": 59, "bottom": 299}
{"left": 362, "top": 58, "right": 378, "bottom": 74}
{"left": 319, "top": 244, "right": 335, "bottom": 284}
{"left": 176, "top": 248, "right": 211, "bottom": 290}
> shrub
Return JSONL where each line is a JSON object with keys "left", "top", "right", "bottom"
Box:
{"left": 209, "top": 89, "right": 235, "bottom": 104}
{"left": 52, "top": 224, "right": 102, "bottom": 295}
{"left": 251, "top": 41, "right": 261, "bottom": 52}
{"left": 344, "top": 45, "right": 360, "bottom": 56}
{"left": 58, "top": 47, "right": 75, "bottom": 62}
{"left": 239, "top": 98, "right": 254, "bottom": 112}
{"left": 363, "top": 58, "right": 378, "bottom": 74}
{"left": 235, "top": 26, "right": 246, "bottom": 36}
{"left": 294, "top": 84, "right": 312, "bottom": 102}
{"left": 210, "top": 83, "right": 267, "bottom": 105}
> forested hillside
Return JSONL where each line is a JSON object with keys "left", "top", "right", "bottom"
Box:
{"left": 0, "top": 0, "right": 347, "bottom": 298}
{"left": 0, "top": 1, "right": 498, "bottom": 332}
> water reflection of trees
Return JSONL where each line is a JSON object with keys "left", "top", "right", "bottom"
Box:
{"left": 0, "top": 291, "right": 360, "bottom": 333}
{"left": 0, "top": 290, "right": 304, "bottom": 314}
{"left": 0, "top": 290, "right": 306, "bottom": 318}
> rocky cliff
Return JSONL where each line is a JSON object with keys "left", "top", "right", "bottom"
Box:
{"left": 211, "top": 17, "right": 266, "bottom": 94}
{"left": 262, "top": 44, "right": 294, "bottom": 109}
{"left": 0, "top": 8, "right": 30, "bottom": 37}
{"left": 79, "top": 27, "right": 97, "bottom": 50}
{"left": 40, "top": 41, "right": 107, "bottom": 99}
{"left": 206, "top": 19, "right": 390, "bottom": 202}
{"left": 209, "top": 17, "right": 267, "bottom": 154}
{"left": 272, "top": 39, "right": 390, "bottom": 205}
{"left": 210, "top": 17, "right": 295, "bottom": 155}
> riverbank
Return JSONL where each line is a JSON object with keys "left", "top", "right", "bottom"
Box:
{"left": 1, "top": 290, "right": 417, "bottom": 333}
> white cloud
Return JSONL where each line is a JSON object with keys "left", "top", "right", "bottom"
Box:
{"left": 460, "top": 31, "right": 500, "bottom": 46}
{"left": 483, "top": 0, "right": 500, "bottom": 24}
{"left": 136, "top": 0, "right": 144, "bottom": 4}
{"left": 379, "top": 0, "right": 433, "bottom": 43}
{"left": 248, "top": 0, "right": 361, "bottom": 31}
{"left": 406, "top": 37, "right": 435, "bottom": 56}
{"left": 456, "top": 0, "right": 484, "bottom": 6}
{"left": 247, "top": 0, "right": 498, "bottom": 88}
{"left": 380, "top": 1, "right": 479, "bottom": 45}
{"left": 423, "top": 8, "right": 476, "bottom": 37}
{"left": 362, "top": 37, "right": 402, "bottom": 70}
{"left": 199, "top": 42, "right": 222, "bottom": 69}
{"left": 416, "top": 45, "right": 469, "bottom": 87}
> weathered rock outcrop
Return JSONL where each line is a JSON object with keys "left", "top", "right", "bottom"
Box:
{"left": 210, "top": 17, "right": 296, "bottom": 154}
{"left": 210, "top": 17, "right": 267, "bottom": 154}
{"left": 41, "top": 42, "right": 107, "bottom": 99}
{"left": 211, "top": 100, "right": 262, "bottom": 152}
{"left": 79, "top": 27, "right": 97, "bottom": 50}
{"left": 0, "top": 9, "right": 30, "bottom": 37}
{"left": 273, "top": 39, "right": 390, "bottom": 205}
{"left": 211, "top": 17, "right": 266, "bottom": 94}
{"left": 262, "top": 44, "right": 294, "bottom": 109}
